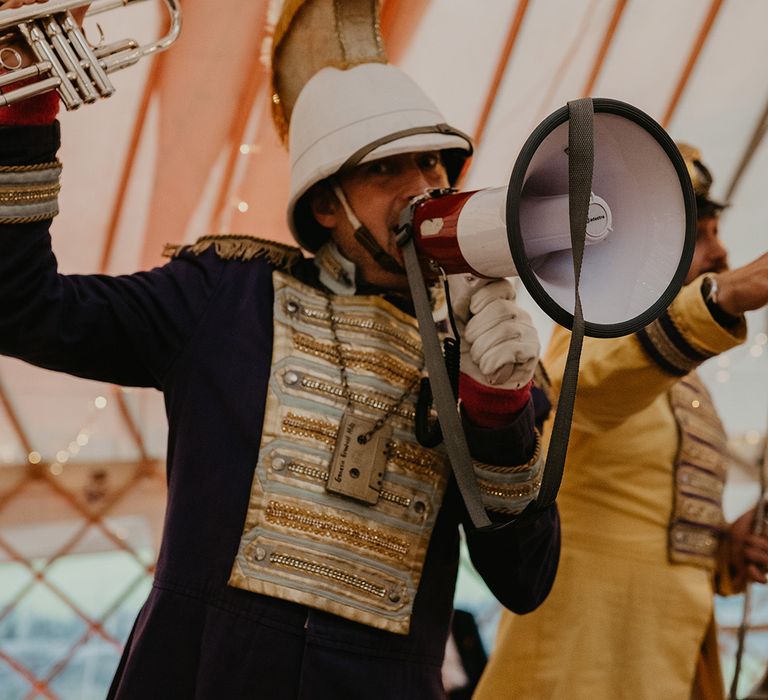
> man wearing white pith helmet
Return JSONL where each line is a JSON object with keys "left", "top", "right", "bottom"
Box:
{"left": 0, "top": 0, "right": 558, "bottom": 697}
{"left": 286, "top": 59, "right": 471, "bottom": 282}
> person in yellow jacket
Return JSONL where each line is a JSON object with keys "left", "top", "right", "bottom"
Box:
{"left": 474, "top": 144, "right": 768, "bottom": 700}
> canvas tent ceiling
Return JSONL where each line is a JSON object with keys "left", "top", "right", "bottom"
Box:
{"left": 0, "top": 0, "right": 765, "bottom": 482}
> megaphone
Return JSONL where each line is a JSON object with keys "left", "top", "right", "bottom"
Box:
{"left": 404, "top": 98, "right": 697, "bottom": 338}
{"left": 396, "top": 98, "right": 697, "bottom": 529}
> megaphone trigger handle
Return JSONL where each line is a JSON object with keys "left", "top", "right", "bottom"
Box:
{"left": 414, "top": 378, "right": 443, "bottom": 448}
{"left": 440, "top": 270, "right": 462, "bottom": 344}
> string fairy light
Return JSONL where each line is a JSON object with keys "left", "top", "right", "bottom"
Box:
{"left": 19, "top": 392, "right": 111, "bottom": 472}
{"left": 239, "top": 143, "right": 262, "bottom": 155}
{"left": 702, "top": 327, "right": 767, "bottom": 387}
{"left": 712, "top": 330, "right": 768, "bottom": 450}
{"left": 716, "top": 370, "right": 731, "bottom": 383}
{"left": 231, "top": 111, "right": 262, "bottom": 212}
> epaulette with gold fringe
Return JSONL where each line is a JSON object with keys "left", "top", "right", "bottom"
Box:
{"left": 163, "top": 234, "right": 303, "bottom": 272}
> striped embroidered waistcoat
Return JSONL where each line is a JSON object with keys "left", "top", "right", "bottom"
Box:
{"left": 229, "top": 271, "right": 451, "bottom": 634}
{"left": 668, "top": 372, "right": 727, "bottom": 569}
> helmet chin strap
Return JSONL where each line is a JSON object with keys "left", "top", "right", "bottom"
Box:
{"left": 332, "top": 181, "right": 405, "bottom": 275}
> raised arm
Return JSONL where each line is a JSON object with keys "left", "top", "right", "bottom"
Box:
{"left": 447, "top": 275, "right": 560, "bottom": 612}
{"left": 0, "top": 106, "right": 225, "bottom": 387}
{"left": 546, "top": 274, "right": 749, "bottom": 434}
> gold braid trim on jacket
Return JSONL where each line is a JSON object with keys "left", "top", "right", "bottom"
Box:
{"left": 163, "top": 234, "right": 303, "bottom": 272}
{"left": 668, "top": 372, "right": 728, "bottom": 570}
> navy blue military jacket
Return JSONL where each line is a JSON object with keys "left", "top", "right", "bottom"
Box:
{"left": 1, "top": 123, "right": 559, "bottom": 700}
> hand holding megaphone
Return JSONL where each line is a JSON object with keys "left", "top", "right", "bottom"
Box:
{"left": 448, "top": 274, "right": 540, "bottom": 389}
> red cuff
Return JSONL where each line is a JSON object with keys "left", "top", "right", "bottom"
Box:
{"left": 0, "top": 80, "right": 60, "bottom": 126}
{"left": 459, "top": 374, "right": 532, "bottom": 429}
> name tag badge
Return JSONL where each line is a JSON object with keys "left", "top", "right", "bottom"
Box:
{"left": 327, "top": 412, "right": 391, "bottom": 505}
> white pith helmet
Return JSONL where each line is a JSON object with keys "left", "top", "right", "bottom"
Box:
{"left": 287, "top": 62, "right": 474, "bottom": 252}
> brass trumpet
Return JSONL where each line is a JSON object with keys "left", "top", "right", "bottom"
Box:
{"left": 0, "top": 0, "right": 181, "bottom": 109}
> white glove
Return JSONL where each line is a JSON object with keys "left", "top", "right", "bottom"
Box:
{"left": 447, "top": 274, "right": 540, "bottom": 389}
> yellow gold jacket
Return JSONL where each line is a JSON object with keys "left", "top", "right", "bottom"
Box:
{"left": 475, "top": 275, "right": 747, "bottom": 700}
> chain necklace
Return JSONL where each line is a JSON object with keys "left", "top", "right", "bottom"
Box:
{"left": 325, "top": 296, "right": 421, "bottom": 445}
